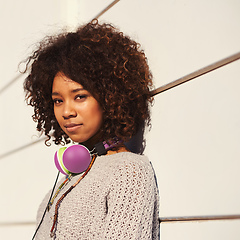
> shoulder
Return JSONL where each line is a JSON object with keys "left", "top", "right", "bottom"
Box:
{"left": 98, "top": 152, "right": 156, "bottom": 187}
{"left": 99, "top": 151, "right": 153, "bottom": 173}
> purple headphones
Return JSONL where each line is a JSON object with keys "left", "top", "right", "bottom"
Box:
{"left": 54, "top": 139, "right": 121, "bottom": 175}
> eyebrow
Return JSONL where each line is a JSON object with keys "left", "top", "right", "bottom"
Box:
{"left": 52, "top": 88, "right": 85, "bottom": 96}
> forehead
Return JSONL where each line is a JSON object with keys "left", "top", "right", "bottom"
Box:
{"left": 52, "top": 72, "right": 84, "bottom": 92}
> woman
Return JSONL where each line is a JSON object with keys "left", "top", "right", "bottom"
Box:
{"left": 24, "top": 20, "right": 159, "bottom": 239}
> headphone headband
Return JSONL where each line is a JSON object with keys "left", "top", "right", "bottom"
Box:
{"left": 94, "top": 138, "right": 123, "bottom": 155}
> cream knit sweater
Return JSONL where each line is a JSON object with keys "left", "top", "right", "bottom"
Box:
{"left": 35, "top": 152, "right": 159, "bottom": 239}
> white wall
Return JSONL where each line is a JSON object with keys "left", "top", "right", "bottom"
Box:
{"left": 0, "top": 0, "right": 239, "bottom": 239}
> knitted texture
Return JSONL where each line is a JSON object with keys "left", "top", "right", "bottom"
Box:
{"left": 36, "top": 152, "right": 159, "bottom": 239}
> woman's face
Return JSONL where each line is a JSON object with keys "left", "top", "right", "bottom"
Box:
{"left": 52, "top": 72, "right": 103, "bottom": 145}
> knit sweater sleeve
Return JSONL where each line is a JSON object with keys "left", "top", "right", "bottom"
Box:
{"left": 102, "top": 155, "right": 159, "bottom": 239}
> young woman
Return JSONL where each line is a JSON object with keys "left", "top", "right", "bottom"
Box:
{"left": 24, "top": 20, "right": 159, "bottom": 239}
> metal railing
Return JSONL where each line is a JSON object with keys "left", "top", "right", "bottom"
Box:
{"left": 0, "top": 0, "right": 239, "bottom": 229}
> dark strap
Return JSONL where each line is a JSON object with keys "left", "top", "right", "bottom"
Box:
{"left": 94, "top": 142, "right": 107, "bottom": 155}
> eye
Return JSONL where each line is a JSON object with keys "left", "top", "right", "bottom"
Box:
{"left": 52, "top": 98, "right": 63, "bottom": 105}
{"left": 75, "top": 94, "right": 87, "bottom": 100}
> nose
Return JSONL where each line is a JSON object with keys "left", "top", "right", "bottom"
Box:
{"left": 62, "top": 102, "right": 77, "bottom": 119}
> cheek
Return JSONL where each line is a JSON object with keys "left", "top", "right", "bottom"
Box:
{"left": 90, "top": 103, "right": 103, "bottom": 129}
{"left": 94, "top": 106, "right": 103, "bottom": 126}
{"left": 54, "top": 108, "right": 62, "bottom": 125}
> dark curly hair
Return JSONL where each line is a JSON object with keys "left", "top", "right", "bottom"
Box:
{"left": 23, "top": 20, "right": 153, "bottom": 146}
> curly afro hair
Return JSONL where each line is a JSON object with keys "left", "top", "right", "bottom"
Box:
{"left": 24, "top": 20, "right": 154, "bottom": 146}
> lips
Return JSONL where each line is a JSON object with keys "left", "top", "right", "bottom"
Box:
{"left": 64, "top": 123, "right": 82, "bottom": 133}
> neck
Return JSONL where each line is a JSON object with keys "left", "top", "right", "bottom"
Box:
{"left": 81, "top": 131, "right": 103, "bottom": 150}
{"left": 82, "top": 135, "right": 129, "bottom": 155}
{"left": 106, "top": 145, "right": 129, "bottom": 155}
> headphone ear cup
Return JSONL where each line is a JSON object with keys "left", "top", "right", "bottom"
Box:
{"left": 54, "top": 147, "right": 70, "bottom": 175}
{"left": 54, "top": 145, "right": 92, "bottom": 175}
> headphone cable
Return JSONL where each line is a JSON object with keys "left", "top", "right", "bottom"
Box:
{"left": 31, "top": 171, "right": 60, "bottom": 240}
